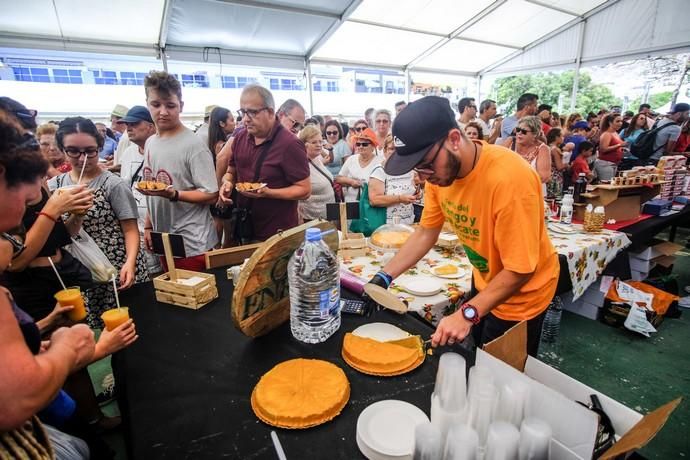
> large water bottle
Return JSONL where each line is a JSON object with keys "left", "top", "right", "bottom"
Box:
{"left": 288, "top": 228, "right": 341, "bottom": 343}
{"left": 541, "top": 296, "right": 563, "bottom": 344}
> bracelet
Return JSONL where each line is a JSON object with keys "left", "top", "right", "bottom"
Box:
{"left": 375, "top": 270, "right": 393, "bottom": 288}
{"left": 38, "top": 211, "right": 57, "bottom": 223}
{"left": 144, "top": 227, "right": 153, "bottom": 230}
{"left": 169, "top": 190, "right": 180, "bottom": 202}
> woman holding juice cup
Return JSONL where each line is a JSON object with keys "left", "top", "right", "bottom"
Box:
{"left": 0, "top": 110, "right": 96, "bottom": 457}
{"left": 48, "top": 117, "right": 149, "bottom": 329}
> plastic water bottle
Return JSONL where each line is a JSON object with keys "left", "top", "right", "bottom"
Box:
{"left": 288, "top": 228, "right": 341, "bottom": 343}
{"left": 560, "top": 194, "right": 573, "bottom": 224}
{"left": 541, "top": 296, "right": 563, "bottom": 344}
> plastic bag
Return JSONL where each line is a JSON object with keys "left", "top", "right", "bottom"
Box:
{"left": 65, "top": 228, "right": 117, "bottom": 283}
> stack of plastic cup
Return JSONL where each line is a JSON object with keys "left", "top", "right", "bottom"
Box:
{"left": 467, "top": 364, "right": 494, "bottom": 401}
{"left": 412, "top": 422, "right": 442, "bottom": 460}
{"left": 442, "top": 424, "right": 479, "bottom": 460}
{"left": 431, "top": 353, "right": 467, "bottom": 445}
{"left": 484, "top": 421, "right": 520, "bottom": 460}
{"left": 518, "top": 417, "right": 552, "bottom": 460}
{"left": 494, "top": 381, "right": 529, "bottom": 428}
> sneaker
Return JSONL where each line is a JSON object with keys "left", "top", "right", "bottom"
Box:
{"left": 96, "top": 373, "right": 115, "bottom": 406}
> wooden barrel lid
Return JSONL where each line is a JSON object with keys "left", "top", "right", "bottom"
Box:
{"left": 231, "top": 220, "right": 338, "bottom": 337}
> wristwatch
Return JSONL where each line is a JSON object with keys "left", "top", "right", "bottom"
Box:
{"left": 460, "top": 303, "right": 480, "bottom": 325}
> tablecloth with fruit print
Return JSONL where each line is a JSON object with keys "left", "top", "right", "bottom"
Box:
{"left": 548, "top": 224, "right": 631, "bottom": 301}
{"left": 340, "top": 227, "right": 630, "bottom": 325}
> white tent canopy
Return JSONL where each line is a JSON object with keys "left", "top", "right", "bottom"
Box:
{"left": 1, "top": 0, "right": 689, "bottom": 77}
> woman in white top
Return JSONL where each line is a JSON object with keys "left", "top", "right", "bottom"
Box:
{"left": 335, "top": 128, "right": 382, "bottom": 202}
{"left": 298, "top": 126, "right": 335, "bottom": 221}
{"left": 369, "top": 134, "right": 419, "bottom": 224}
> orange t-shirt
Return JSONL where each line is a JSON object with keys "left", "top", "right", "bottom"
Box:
{"left": 420, "top": 141, "right": 559, "bottom": 321}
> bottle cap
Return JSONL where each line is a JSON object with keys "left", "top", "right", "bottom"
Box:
{"left": 594, "top": 206, "right": 605, "bottom": 213}
{"left": 586, "top": 204, "right": 593, "bottom": 212}
{"left": 305, "top": 228, "right": 322, "bottom": 242}
{"left": 579, "top": 173, "right": 586, "bottom": 177}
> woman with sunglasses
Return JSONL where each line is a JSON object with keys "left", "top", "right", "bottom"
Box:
{"left": 368, "top": 134, "right": 419, "bottom": 225}
{"left": 348, "top": 119, "right": 369, "bottom": 151}
{"left": 298, "top": 125, "right": 337, "bottom": 221}
{"left": 336, "top": 128, "right": 382, "bottom": 202}
{"left": 502, "top": 116, "right": 551, "bottom": 193}
{"left": 48, "top": 117, "right": 149, "bottom": 329}
{"left": 323, "top": 120, "right": 352, "bottom": 176}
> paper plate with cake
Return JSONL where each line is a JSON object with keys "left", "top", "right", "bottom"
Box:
{"left": 369, "top": 221, "right": 414, "bottom": 252}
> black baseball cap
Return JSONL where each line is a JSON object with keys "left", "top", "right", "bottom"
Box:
{"left": 117, "top": 105, "right": 153, "bottom": 124}
{"left": 384, "top": 96, "right": 457, "bottom": 176}
{"left": 0, "top": 96, "right": 38, "bottom": 130}
{"left": 669, "top": 102, "right": 690, "bottom": 114}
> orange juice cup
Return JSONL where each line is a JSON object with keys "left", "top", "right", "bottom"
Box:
{"left": 58, "top": 185, "right": 91, "bottom": 215}
{"left": 54, "top": 287, "right": 87, "bottom": 322}
{"left": 101, "top": 307, "right": 130, "bottom": 331}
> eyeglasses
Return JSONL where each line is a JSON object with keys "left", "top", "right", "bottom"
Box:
{"left": 413, "top": 141, "right": 444, "bottom": 175}
{"left": 355, "top": 142, "right": 372, "bottom": 147}
{"left": 285, "top": 113, "right": 304, "bottom": 131}
{"left": 237, "top": 107, "right": 269, "bottom": 119}
{"left": 1, "top": 232, "right": 26, "bottom": 259}
{"left": 516, "top": 128, "right": 532, "bottom": 135}
{"left": 375, "top": 119, "right": 390, "bottom": 124}
{"left": 64, "top": 147, "right": 99, "bottom": 158}
{"left": 325, "top": 130, "right": 339, "bottom": 136}
{"left": 39, "top": 141, "right": 57, "bottom": 148}
{"left": 354, "top": 126, "right": 367, "bottom": 132}
{"left": 12, "top": 109, "right": 38, "bottom": 120}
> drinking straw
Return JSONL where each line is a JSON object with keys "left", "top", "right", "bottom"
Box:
{"left": 48, "top": 257, "right": 67, "bottom": 290}
{"left": 112, "top": 274, "right": 121, "bottom": 310}
{"left": 270, "top": 431, "right": 287, "bottom": 460}
{"left": 77, "top": 158, "right": 88, "bottom": 184}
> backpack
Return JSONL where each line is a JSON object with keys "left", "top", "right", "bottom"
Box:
{"left": 629, "top": 121, "right": 677, "bottom": 160}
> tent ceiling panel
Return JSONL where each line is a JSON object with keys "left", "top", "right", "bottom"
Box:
{"left": 415, "top": 39, "right": 516, "bottom": 73}
{"left": 0, "top": 0, "right": 164, "bottom": 45}
{"left": 527, "top": 0, "right": 608, "bottom": 15}
{"left": 166, "top": 0, "right": 335, "bottom": 55}
{"left": 348, "top": 0, "right": 494, "bottom": 35}
{"left": 237, "top": 0, "right": 353, "bottom": 15}
{"left": 483, "top": 22, "right": 580, "bottom": 74}
{"left": 650, "top": 0, "right": 690, "bottom": 50}
{"left": 459, "top": 0, "right": 575, "bottom": 48}
{"left": 582, "top": 0, "right": 656, "bottom": 60}
{"left": 311, "top": 21, "right": 439, "bottom": 67}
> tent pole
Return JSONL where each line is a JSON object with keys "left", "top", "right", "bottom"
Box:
{"left": 570, "top": 21, "right": 586, "bottom": 113}
{"left": 306, "top": 60, "right": 314, "bottom": 115}
{"left": 161, "top": 48, "right": 168, "bottom": 72}
{"left": 404, "top": 68, "right": 410, "bottom": 102}
{"left": 476, "top": 74, "right": 482, "bottom": 100}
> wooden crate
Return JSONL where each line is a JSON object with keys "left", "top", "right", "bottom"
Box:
{"left": 153, "top": 269, "right": 218, "bottom": 310}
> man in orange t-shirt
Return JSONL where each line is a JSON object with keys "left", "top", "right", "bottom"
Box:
{"left": 368, "top": 96, "right": 559, "bottom": 356}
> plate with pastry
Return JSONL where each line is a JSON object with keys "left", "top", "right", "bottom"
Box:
{"left": 236, "top": 182, "right": 267, "bottom": 192}
{"left": 432, "top": 264, "right": 464, "bottom": 279}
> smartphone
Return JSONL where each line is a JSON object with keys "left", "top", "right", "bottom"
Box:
{"left": 340, "top": 299, "right": 366, "bottom": 315}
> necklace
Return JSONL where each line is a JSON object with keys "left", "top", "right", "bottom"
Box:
{"left": 471, "top": 141, "right": 478, "bottom": 169}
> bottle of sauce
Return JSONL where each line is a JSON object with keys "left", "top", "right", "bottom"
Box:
{"left": 573, "top": 173, "right": 587, "bottom": 204}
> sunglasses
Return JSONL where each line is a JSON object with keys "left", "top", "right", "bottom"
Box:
{"left": 1, "top": 232, "right": 26, "bottom": 259}
{"left": 237, "top": 107, "right": 269, "bottom": 119}
{"left": 326, "top": 130, "right": 339, "bottom": 136}
{"left": 285, "top": 113, "right": 304, "bottom": 131}
{"left": 355, "top": 142, "right": 371, "bottom": 147}
{"left": 64, "top": 146, "right": 99, "bottom": 158}
{"left": 354, "top": 126, "right": 366, "bottom": 132}
{"left": 413, "top": 141, "right": 444, "bottom": 175}
{"left": 516, "top": 128, "right": 532, "bottom": 135}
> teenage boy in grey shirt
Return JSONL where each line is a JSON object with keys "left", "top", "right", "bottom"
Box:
{"left": 139, "top": 71, "right": 218, "bottom": 271}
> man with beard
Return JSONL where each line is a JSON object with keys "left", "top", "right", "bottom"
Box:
{"left": 367, "top": 96, "right": 558, "bottom": 356}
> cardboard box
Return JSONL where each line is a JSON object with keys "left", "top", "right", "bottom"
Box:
{"left": 481, "top": 322, "right": 681, "bottom": 460}
{"left": 630, "top": 269, "right": 650, "bottom": 281}
{"left": 628, "top": 255, "right": 657, "bottom": 273}
{"left": 563, "top": 299, "right": 601, "bottom": 320}
{"left": 582, "top": 282, "right": 606, "bottom": 307}
{"left": 628, "top": 240, "right": 682, "bottom": 261}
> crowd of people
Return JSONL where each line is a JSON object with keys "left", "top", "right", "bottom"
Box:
{"left": 1, "top": 71, "right": 690, "bottom": 458}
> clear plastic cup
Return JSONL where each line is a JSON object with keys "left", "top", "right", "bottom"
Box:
{"left": 443, "top": 424, "right": 479, "bottom": 460}
{"left": 494, "top": 381, "right": 529, "bottom": 427}
{"left": 434, "top": 352, "right": 467, "bottom": 411}
{"left": 519, "top": 417, "right": 552, "bottom": 460}
{"left": 484, "top": 421, "right": 520, "bottom": 460}
{"left": 412, "top": 421, "right": 442, "bottom": 460}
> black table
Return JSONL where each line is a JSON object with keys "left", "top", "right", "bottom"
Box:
{"left": 618, "top": 204, "right": 690, "bottom": 248}
{"left": 115, "top": 268, "right": 460, "bottom": 460}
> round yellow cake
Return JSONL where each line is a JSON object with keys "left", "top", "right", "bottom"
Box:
{"left": 370, "top": 231, "right": 411, "bottom": 250}
{"left": 251, "top": 358, "right": 350, "bottom": 429}
{"left": 342, "top": 333, "right": 424, "bottom": 377}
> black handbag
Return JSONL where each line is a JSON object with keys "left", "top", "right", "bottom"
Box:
{"left": 233, "top": 142, "right": 272, "bottom": 244}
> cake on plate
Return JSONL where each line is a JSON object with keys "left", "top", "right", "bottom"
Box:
{"left": 251, "top": 358, "right": 350, "bottom": 429}
{"left": 342, "top": 333, "right": 424, "bottom": 376}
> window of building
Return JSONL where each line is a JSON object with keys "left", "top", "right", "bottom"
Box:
{"left": 12, "top": 67, "right": 50, "bottom": 83}
{"left": 313, "top": 81, "right": 322, "bottom": 92}
{"left": 93, "top": 70, "right": 118, "bottom": 85}
{"left": 181, "top": 73, "right": 209, "bottom": 88}
{"left": 269, "top": 78, "right": 279, "bottom": 90}
{"left": 53, "top": 69, "right": 83, "bottom": 84}
{"left": 327, "top": 81, "right": 338, "bottom": 92}
{"left": 222, "top": 76, "right": 237, "bottom": 88}
{"left": 237, "top": 77, "right": 255, "bottom": 87}
{"left": 120, "top": 71, "right": 146, "bottom": 85}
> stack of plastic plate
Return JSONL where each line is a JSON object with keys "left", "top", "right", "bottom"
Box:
{"left": 356, "top": 400, "right": 429, "bottom": 460}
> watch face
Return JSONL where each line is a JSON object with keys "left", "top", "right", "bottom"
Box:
{"left": 463, "top": 305, "right": 477, "bottom": 319}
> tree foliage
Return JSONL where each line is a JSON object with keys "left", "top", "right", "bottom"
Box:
{"left": 629, "top": 91, "right": 674, "bottom": 112}
{"left": 490, "top": 70, "right": 621, "bottom": 116}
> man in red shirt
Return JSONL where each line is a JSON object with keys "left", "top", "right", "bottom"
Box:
{"left": 571, "top": 141, "right": 595, "bottom": 183}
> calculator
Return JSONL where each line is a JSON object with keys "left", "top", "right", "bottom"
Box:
{"left": 340, "top": 299, "right": 367, "bottom": 315}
